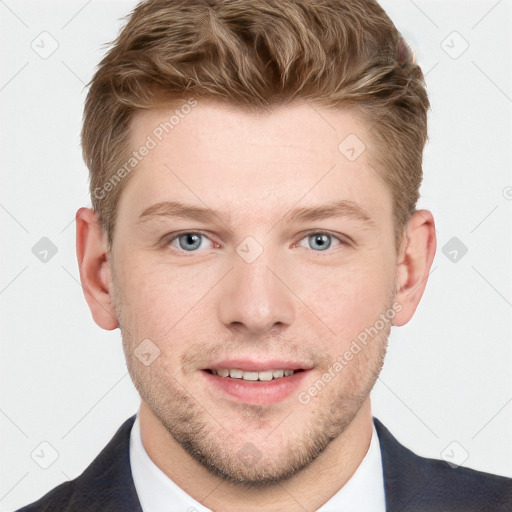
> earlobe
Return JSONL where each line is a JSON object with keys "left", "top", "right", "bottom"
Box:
{"left": 392, "top": 209, "right": 437, "bottom": 327}
{"left": 76, "top": 207, "right": 119, "bottom": 330}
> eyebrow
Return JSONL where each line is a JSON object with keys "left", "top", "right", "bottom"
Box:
{"left": 138, "top": 201, "right": 221, "bottom": 223}
{"left": 284, "top": 200, "right": 375, "bottom": 228}
{"left": 137, "top": 199, "right": 375, "bottom": 228}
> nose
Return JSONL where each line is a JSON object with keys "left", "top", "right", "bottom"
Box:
{"left": 217, "top": 251, "right": 295, "bottom": 340}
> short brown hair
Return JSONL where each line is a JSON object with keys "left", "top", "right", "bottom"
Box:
{"left": 82, "top": 0, "right": 429, "bottom": 252}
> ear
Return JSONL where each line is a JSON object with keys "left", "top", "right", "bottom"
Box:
{"left": 75, "top": 207, "right": 119, "bottom": 330}
{"left": 392, "top": 209, "right": 436, "bottom": 326}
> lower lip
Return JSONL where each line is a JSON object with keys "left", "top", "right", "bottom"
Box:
{"left": 201, "top": 370, "right": 310, "bottom": 405}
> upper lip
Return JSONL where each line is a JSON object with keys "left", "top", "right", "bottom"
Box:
{"left": 204, "top": 359, "right": 313, "bottom": 372}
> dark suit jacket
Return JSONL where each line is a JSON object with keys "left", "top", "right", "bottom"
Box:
{"left": 17, "top": 415, "right": 512, "bottom": 511}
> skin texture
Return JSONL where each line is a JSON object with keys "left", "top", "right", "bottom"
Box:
{"left": 76, "top": 100, "right": 436, "bottom": 511}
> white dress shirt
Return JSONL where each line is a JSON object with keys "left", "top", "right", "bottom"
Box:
{"left": 129, "top": 413, "right": 386, "bottom": 512}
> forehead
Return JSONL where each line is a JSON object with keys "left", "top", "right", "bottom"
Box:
{"left": 119, "top": 100, "right": 392, "bottom": 228}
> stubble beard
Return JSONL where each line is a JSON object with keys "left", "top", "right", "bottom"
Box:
{"left": 120, "top": 322, "right": 389, "bottom": 487}
{"left": 111, "top": 264, "right": 392, "bottom": 487}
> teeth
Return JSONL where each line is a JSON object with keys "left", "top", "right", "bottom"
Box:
{"left": 211, "top": 369, "right": 296, "bottom": 381}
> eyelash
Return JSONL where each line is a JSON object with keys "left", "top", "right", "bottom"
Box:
{"left": 161, "top": 230, "right": 348, "bottom": 254}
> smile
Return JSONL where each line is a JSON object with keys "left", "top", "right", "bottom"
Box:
{"left": 206, "top": 368, "right": 303, "bottom": 381}
{"left": 201, "top": 367, "right": 310, "bottom": 405}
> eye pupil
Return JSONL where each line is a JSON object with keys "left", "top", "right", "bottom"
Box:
{"left": 179, "top": 233, "right": 202, "bottom": 251}
{"left": 309, "top": 234, "right": 331, "bottom": 251}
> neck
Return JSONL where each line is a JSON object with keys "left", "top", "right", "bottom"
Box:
{"left": 139, "top": 399, "right": 373, "bottom": 511}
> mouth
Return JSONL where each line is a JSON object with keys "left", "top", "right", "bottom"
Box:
{"left": 201, "top": 362, "right": 311, "bottom": 405}
{"left": 203, "top": 368, "right": 305, "bottom": 381}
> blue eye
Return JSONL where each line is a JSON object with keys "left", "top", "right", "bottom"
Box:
{"left": 298, "top": 232, "right": 342, "bottom": 251}
{"left": 170, "top": 232, "right": 213, "bottom": 252}
{"left": 163, "top": 230, "right": 345, "bottom": 254}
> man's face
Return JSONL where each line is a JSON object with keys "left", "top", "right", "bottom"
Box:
{"left": 110, "top": 100, "right": 399, "bottom": 484}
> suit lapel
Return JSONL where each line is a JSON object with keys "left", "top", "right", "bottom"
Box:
{"left": 70, "top": 415, "right": 143, "bottom": 511}
{"left": 374, "top": 417, "right": 432, "bottom": 511}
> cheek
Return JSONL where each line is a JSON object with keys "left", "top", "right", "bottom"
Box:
{"left": 117, "top": 256, "right": 222, "bottom": 338}
{"left": 298, "top": 256, "right": 394, "bottom": 339}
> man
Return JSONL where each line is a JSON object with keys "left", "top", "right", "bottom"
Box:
{"left": 17, "top": 0, "right": 511, "bottom": 510}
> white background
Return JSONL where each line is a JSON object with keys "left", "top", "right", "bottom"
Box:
{"left": 1, "top": 0, "right": 511, "bottom": 510}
